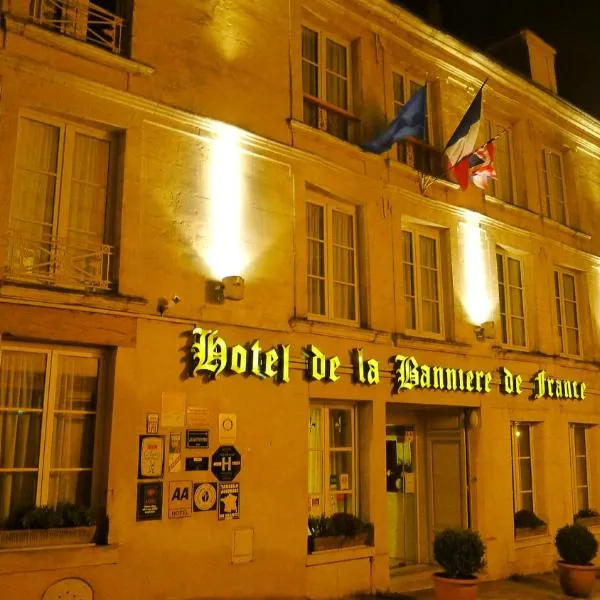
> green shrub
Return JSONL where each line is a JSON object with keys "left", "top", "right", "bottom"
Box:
{"left": 433, "top": 528, "right": 486, "bottom": 579}
{"left": 307, "top": 513, "right": 372, "bottom": 539}
{"left": 555, "top": 524, "right": 598, "bottom": 565}
{"left": 575, "top": 508, "right": 600, "bottom": 520}
{"left": 3, "top": 503, "right": 95, "bottom": 530}
{"left": 514, "top": 509, "right": 546, "bottom": 529}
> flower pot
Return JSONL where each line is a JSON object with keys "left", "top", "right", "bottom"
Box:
{"left": 433, "top": 573, "right": 478, "bottom": 600}
{"left": 558, "top": 561, "right": 597, "bottom": 598}
{"left": 0, "top": 526, "right": 96, "bottom": 549}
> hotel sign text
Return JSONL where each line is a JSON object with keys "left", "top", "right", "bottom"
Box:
{"left": 191, "top": 328, "right": 586, "bottom": 401}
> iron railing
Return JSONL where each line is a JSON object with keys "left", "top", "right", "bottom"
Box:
{"left": 31, "top": 0, "right": 125, "bottom": 54}
{"left": 4, "top": 221, "right": 115, "bottom": 291}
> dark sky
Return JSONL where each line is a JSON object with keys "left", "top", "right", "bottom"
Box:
{"left": 395, "top": 1, "right": 600, "bottom": 119}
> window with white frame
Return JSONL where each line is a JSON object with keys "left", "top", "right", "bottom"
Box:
{"left": 570, "top": 424, "right": 591, "bottom": 515}
{"left": 482, "top": 119, "right": 514, "bottom": 203}
{"left": 541, "top": 148, "right": 567, "bottom": 224}
{"left": 308, "top": 404, "right": 357, "bottom": 516}
{"left": 301, "top": 26, "right": 356, "bottom": 142}
{"left": 306, "top": 199, "right": 358, "bottom": 323}
{"left": 511, "top": 422, "right": 536, "bottom": 513}
{"left": 7, "top": 115, "right": 117, "bottom": 291}
{"left": 402, "top": 226, "right": 443, "bottom": 336}
{"left": 554, "top": 268, "right": 580, "bottom": 356}
{"left": 0, "top": 343, "right": 107, "bottom": 527}
{"left": 392, "top": 73, "right": 429, "bottom": 161}
{"left": 496, "top": 250, "right": 527, "bottom": 348}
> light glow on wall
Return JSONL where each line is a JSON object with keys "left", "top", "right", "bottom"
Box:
{"left": 206, "top": 122, "right": 247, "bottom": 280}
{"left": 459, "top": 216, "right": 495, "bottom": 325}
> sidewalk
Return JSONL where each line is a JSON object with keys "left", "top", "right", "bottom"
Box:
{"left": 356, "top": 572, "right": 600, "bottom": 599}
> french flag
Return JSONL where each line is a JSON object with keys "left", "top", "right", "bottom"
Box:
{"left": 444, "top": 84, "right": 484, "bottom": 189}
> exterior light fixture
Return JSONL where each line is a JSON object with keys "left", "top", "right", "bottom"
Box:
{"left": 210, "top": 276, "right": 245, "bottom": 304}
{"left": 474, "top": 320, "right": 495, "bottom": 341}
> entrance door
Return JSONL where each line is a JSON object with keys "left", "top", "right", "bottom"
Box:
{"left": 427, "top": 429, "right": 468, "bottom": 550}
{"left": 386, "top": 425, "right": 418, "bottom": 568}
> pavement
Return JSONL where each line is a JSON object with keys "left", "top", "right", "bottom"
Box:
{"left": 354, "top": 572, "right": 600, "bottom": 599}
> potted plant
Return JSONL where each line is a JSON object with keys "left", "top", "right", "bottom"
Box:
{"left": 433, "top": 528, "right": 485, "bottom": 600}
{"left": 308, "top": 513, "right": 374, "bottom": 553}
{"left": 0, "top": 503, "right": 96, "bottom": 549}
{"left": 574, "top": 509, "right": 600, "bottom": 529}
{"left": 514, "top": 509, "right": 547, "bottom": 538}
{"left": 555, "top": 524, "right": 598, "bottom": 598}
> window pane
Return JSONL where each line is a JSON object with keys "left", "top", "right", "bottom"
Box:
{"left": 578, "top": 488, "right": 589, "bottom": 512}
{"left": 0, "top": 351, "right": 47, "bottom": 410}
{"left": 563, "top": 274, "right": 576, "bottom": 301}
{"left": 333, "top": 282, "right": 355, "bottom": 320}
{"left": 419, "top": 235, "right": 437, "bottom": 269}
{"left": 301, "top": 27, "right": 318, "bottom": 63}
{"left": 330, "top": 450, "right": 353, "bottom": 490}
{"left": 566, "top": 328, "right": 580, "bottom": 356}
{"left": 56, "top": 356, "right": 99, "bottom": 411}
{"left": 511, "top": 318, "right": 526, "bottom": 347}
{"left": 51, "top": 414, "right": 96, "bottom": 469}
{"left": 393, "top": 73, "right": 405, "bottom": 105}
{"left": 0, "top": 473, "right": 38, "bottom": 524}
{"left": 308, "top": 276, "right": 325, "bottom": 315}
{"left": 521, "top": 491, "right": 534, "bottom": 512}
{"left": 308, "top": 408, "right": 323, "bottom": 496}
{"left": 516, "top": 425, "right": 531, "bottom": 457}
{"left": 519, "top": 458, "right": 533, "bottom": 491}
{"left": 574, "top": 427, "right": 586, "bottom": 456}
{"left": 301, "top": 28, "right": 319, "bottom": 98}
{"left": 326, "top": 39, "right": 347, "bottom": 77}
{"left": 422, "top": 300, "right": 441, "bottom": 333}
{"left": 329, "top": 409, "right": 352, "bottom": 448}
{"left": 0, "top": 413, "right": 43, "bottom": 469}
{"left": 48, "top": 470, "right": 92, "bottom": 507}
{"left": 576, "top": 457, "right": 588, "bottom": 487}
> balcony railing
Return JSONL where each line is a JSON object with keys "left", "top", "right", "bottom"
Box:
{"left": 397, "top": 137, "right": 448, "bottom": 179}
{"left": 303, "top": 94, "right": 361, "bottom": 144}
{"left": 4, "top": 221, "right": 115, "bottom": 291}
{"left": 31, "top": 0, "right": 125, "bottom": 54}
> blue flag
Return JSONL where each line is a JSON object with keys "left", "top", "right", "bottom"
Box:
{"left": 362, "top": 85, "right": 427, "bottom": 154}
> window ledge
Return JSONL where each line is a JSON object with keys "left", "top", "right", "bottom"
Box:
{"left": 290, "top": 318, "right": 392, "bottom": 344}
{"left": 4, "top": 14, "right": 154, "bottom": 76}
{"left": 483, "top": 195, "right": 534, "bottom": 216}
{"left": 388, "top": 159, "right": 459, "bottom": 191}
{"left": 288, "top": 119, "right": 362, "bottom": 158}
{"left": 393, "top": 332, "right": 470, "bottom": 350}
{"left": 539, "top": 215, "right": 591, "bottom": 240}
{"left": 0, "top": 543, "right": 119, "bottom": 575}
{"left": 306, "top": 545, "right": 374, "bottom": 567}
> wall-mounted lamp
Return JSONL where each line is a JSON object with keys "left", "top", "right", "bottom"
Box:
{"left": 208, "top": 276, "right": 245, "bottom": 304}
{"left": 157, "top": 295, "right": 181, "bottom": 316}
{"left": 474, "top": 320, "right": 495, "bottom": 341}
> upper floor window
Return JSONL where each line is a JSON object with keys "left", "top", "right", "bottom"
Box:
{"left": 511, "top": 422, "right": 536, "bottom": 514}
{"left": 30, "top": 0, "right": 128, "bottom": 55}
{"left": 541, "top": 148, "right": 567, "bottom": 225}
{"left": 0, "top": 343, "right": 108, "bottom": 530}
{"left": 301, "top": 26, "right": 357, "bottom": 142}
{"left": 496, "top": 250, "right": 526, "bottom": 348}
{"left": 554, "top": 268, "right": 580, "bottom": 356}
{"left": 306, "top": 199, "right": 358, "bottom": 324}
{"left": 308, "top": 404, "right": 357, "bottom": 516}
{"left": 402, "top": 226, "right": 443, "bottom": 336}
{"left": 6, "top": 116, "right": 118, "bottom": 291}
{"left": 570, "top": 424, "right": 591, "bottom": 515}
{"left": 483, "top": 119, "right": 514, "bottom": 204}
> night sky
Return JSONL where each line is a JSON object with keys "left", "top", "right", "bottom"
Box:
{"left": 395, "top": 1, "right": 600, "bottom": 120}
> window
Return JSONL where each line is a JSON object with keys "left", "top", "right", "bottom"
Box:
{"left": 496, "top": 251, "right": 526, "bottom": 347}
{"left": 402, "top": 226, "right": 443, "bottom": 336}
{"left": 31, "top": 0, "right": 127, "bottom": 55}
{"left": 0, "top": 344, "right": 107, "bottom": 526}
{"left": 7, "top": 116, "right": 117, "bottom": 291}
{"left": 511, "top": 423, "right": 535, "bottom": 513}
{"left": 482, "top": 119, "right": 514, "bottom": 203}
{"left": 541, "top": 148, "right": 567, "bottom": 224}
{"left": 301, "top": 26, "right": 357, "bottom": 142}
{"left": 570, "top": 424, "right": 590, "bottom": 514}
{"left": 554, "top": 268, "right": 580, "bottom": 356}
{"left": 306, "top": 200, "right": 358, "bottom": 323}
{"left": 308, "top": 404, "right": 356, "bottom": 516}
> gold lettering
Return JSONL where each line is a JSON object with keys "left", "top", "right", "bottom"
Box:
{"left": 263, "top": 348, "right": 279, "bottom": 379}
{"left": 475, "top": 371, "right": 485, "bottom": 393}
{"left": 394, "top": 356, "right": 419, "bottom": 391}
{"left": 191, "top": 328, "right": 227, "bottom": 377}
{"left": 328, "top": 356, "right": 341, "bottom": 382}
{"left": 547, "top": 378, "right": 555, "bottom": 398}
{"left": 306, "top": 345, "right": 326, "bottom": 381}
{"left": 433, "top": 367, "right": 444, "bottom": 390}
{"left": 501, "top": 367, "right": 514, "bottom": 394}
{"left": 457, "top": 369, "right": 465, "bottom": 391}
{"left": 278, "top": 345, "right": 290, "bottom": 383}
{"left": 366, "top": 359, "right": 380, "bottom": 385}
{"left": 564, "top": 381, "right": 573, "bottom": 399}
{"left": 445, "top": 368, "right": 457, "bottom": 391}
{"left": 580, "top": 383, "right": 586, "bottom": 400}
{"left": 555, "top": 380, "right": 563, "bottom": 399}
{"left": 515, "top": 374, "right": 523, "bottom": 395}
{"left": 420, "top": 365, "right": 431, "bottom": 389}
{"left": 573, "top": 382, "right": 580, "bottom": 400}
{"left": 533, "top": 371, "right": 546, "bottom": 399}
{"left": 249, "top": 340, "right": 262, "bottom": 377}
{"left": 484, "top": 372, "right": 492, "bottom": 393}
{"left": 466, "top": 371, "right": 474, "bottom": 392}
{"left": 229, "top": 344, "right": 247, "bottom": 374}
{"left": 353, "top": 349, "right": 366, "bottom": 384}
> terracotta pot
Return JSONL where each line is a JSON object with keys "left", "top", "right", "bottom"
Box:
{"left": 433, "top": 573, "right": 478, "bottom": 600}
{"left": 558, "top": 561, "right": 597, "bottom": 598}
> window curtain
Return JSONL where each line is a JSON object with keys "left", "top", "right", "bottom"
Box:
{"left": 307, "top": 203, "right": 325, "bottom": 315}
{"left": 0, "top": 351, "right": 47, "bottom": 523}
{"left": 331, "top": 210, "right": 355, "bottom": 321}
{"left": 308, "top": 407, "right": 323, "bottom": 514}
{"left": 507, "top": 258, "right": 526, "bottom": 346}
{"left": 49, "top": 356, "right": 98, "bottom": 508}
{"left": 419, "top": 235, "right": 441, "bottom": 333}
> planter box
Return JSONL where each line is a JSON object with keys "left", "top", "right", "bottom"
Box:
{"left": 309, "top": 530, "right": 372, "bottom": 553}
{"left": 0, "top": 526, "right": 96, "bottom": 549}
{"left": 575, "top": 516, "right": 600, "bottom": 528}
{"left": 515, "top": 525, "right": 548, "bottom": 539}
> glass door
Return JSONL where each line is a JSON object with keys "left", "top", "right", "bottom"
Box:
{"left": 386, "top": 425, "right": 418, "bottom": 568}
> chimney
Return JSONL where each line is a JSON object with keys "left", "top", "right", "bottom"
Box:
{"left": 487, "top": 29, "right": 558, "bottom": 93}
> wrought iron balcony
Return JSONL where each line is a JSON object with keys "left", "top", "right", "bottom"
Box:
{"left": 31, "top": 0, "right": 125, "bottom": 55}
{"left": 4, "top": 222, "right": 115, "bottom": 291}
{"left": 397, "top": 138, "right": 447, "bottom": 179}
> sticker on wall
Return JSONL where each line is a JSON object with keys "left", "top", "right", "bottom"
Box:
{"left": 187, "top": 406, "right": 209, "bottom": 427}
{"left": 138, "top": 435, "right": 164, "bottom": 479}
{"left": 136, "top": 482, "right": 163, "bottom": 521}
{"left": 185, "top": 456, "right": 209, "bottom": 471}
{"left": 169, "top": 433, "right": 183, "bottom": 473}
{"left": 211, "top": 445, "right": 241, "bottom": 482}
{"left": 186, "top": 429, "right": 209, "bottom": 449}
{"left": 193, "top": 482, "right": 217, "bottom": 512}
{"left": 218, "top": 482, "right": 240, "bottom": 520}
{"left": 168, "top": 480, "right": 193, "bottom": 519}
{"left": 146, "top": 413, "right": 159, "bottom": 434}
{"left": 161, "top": 391, "right": 186, "bottom": 428}
{"left": 339, "top": 473, "right": 349, "bottom": 490}
{"left": 218, "top": 413, "right": 237, "bottom": 443}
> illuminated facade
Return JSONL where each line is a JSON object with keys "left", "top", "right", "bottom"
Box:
{"left": 1, "top": 1, "right": 600, "bottom": 598}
